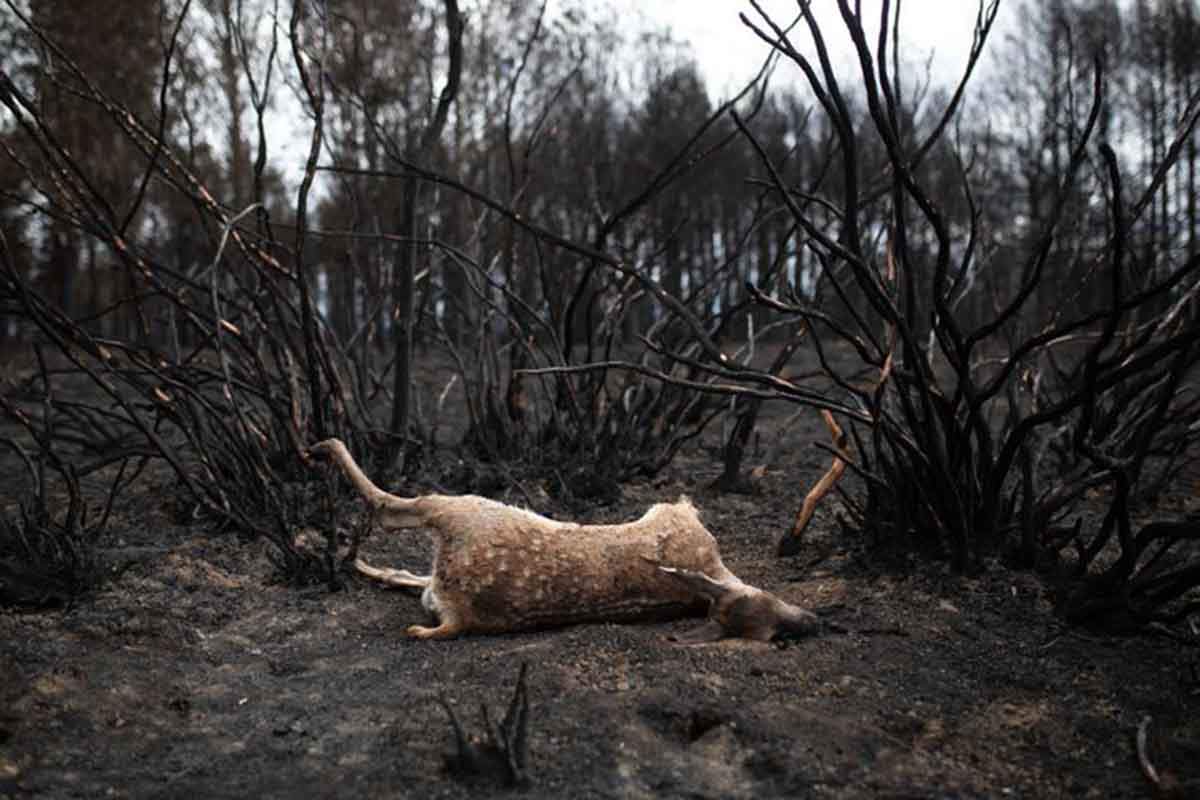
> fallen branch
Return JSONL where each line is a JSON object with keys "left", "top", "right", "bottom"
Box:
{"left": 1136, "top": 715, "right": 1186, "bottom": 799}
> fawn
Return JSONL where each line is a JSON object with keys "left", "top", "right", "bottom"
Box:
{"left": 310, "top": 438, "right": 818, "bottom": 642}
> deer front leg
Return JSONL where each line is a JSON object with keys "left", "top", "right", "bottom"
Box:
{"left": 354, "top": 558, "right": 431, "bottom": 588}
{"left": 669, "top": 620, "right": 726, "bottom": 644}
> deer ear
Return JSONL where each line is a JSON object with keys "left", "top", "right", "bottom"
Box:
{"left": 656, "top": 565, "right": 735, "bottom": 600}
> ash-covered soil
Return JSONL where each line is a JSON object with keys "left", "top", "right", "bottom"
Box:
{"left": 1, "top": 394, "right": 1198, "bottom": 799}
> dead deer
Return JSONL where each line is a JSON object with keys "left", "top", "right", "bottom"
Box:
{"left": 309, "top": 438, "right": 819, "bottom": 642}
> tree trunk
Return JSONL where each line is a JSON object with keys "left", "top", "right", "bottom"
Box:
{"left": 384, "top": 0, "right": 463, "bottom": 469}
{"left": 387, "top": 174, "right": 420, "bottom": 465}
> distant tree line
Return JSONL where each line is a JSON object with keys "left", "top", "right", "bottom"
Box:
{"left": 2, "top": 1, "right": 1197, "bottom": 354}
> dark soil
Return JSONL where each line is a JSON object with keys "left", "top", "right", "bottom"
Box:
{"left": 2, "top": 367, "right": 1198, "bottom": 799}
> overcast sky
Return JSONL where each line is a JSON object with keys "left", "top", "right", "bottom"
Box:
{"left": 607, "top": 0, "right": 1011, "bottom": 99}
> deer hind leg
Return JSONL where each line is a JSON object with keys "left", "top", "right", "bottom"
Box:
{"left": 353, "top": 557, "right": 431, "bottom": 589}
{"left": 407, "top": 586, "right": 465, "bottom": 638}
{"left": 406, "top": 616, "right": 465, "bottom": 640}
